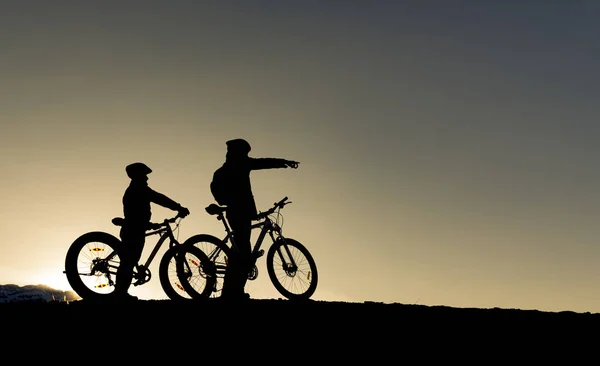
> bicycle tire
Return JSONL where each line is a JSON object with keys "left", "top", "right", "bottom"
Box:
{"left": 266, "top": 237, "right": 318, "bottom": 300}
{"left": 64, "top": 231, "right": 122, "bottom": 300}
{"left": 159, "top": 244, "right": 216, "bottom": 300}
{"left": 182, "top": 234, "right": 230, "bottom": 298}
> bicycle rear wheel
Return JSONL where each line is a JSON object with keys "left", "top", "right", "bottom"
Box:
{"left": 159, "top": 244, "right": 215, "bottom": 300}
{"left": 64, "top": 231, "right": 122, "bottom": 300}
{"left": 266, "top": 237, "right": 318, "bottom": 300}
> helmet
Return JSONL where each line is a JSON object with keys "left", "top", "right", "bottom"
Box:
{"left": 126, "top": 162, "right": 152, "bottom": 179}
{"left": 226, "top": 138, "right": 251, "bottom": 155}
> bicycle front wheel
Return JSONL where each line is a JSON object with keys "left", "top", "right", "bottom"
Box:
{"left": 182, "top": 234, "right": 230, "bottom": 298}
{"left": 159, "top": 244, "right": 215, "bottom": 301}
{"left": 266, "top": 237, "right": 318, "bottom": 300}
{"left": 64, "top": 231, "right": 122, "bottom": 300}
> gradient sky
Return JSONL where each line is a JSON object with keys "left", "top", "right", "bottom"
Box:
{"left": 2, "top": 1, "right": 600, "bottom": 313}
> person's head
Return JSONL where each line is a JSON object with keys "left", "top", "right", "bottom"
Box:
{"left": 226, "top": 138, "right": 251, "bottom": 158}
{"left": 126, "top": 162, "right": 152, "bottom": 181}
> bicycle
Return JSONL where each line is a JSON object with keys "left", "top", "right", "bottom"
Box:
{"left": 183, "top": 196, "right": 318, "bottom": 300}
{"left": 63, "top": 213, "right": 215, "bottom": 301}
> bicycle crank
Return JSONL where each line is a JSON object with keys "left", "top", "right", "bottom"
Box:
{"left": 133, "top": 265, "right": 151, "bottom": 286}
{"left": 247, "top": 265, "right": 258, "bottom": 281}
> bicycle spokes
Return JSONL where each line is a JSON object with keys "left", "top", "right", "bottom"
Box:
{"left": 275, "top": 245, "right": 311, "bottom": 282}
{"left": 266, "top": 237, "right": 318, "bottom": 299}
{"left": 74, "top": 241, "right": 120, "bottom": 294}
{"left": 162, "top": 246, "right": 216, "bottom": 300}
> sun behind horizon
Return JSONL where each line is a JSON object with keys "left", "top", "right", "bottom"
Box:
{"left": 32, "top": 270, "right": 73, "bottom": 292}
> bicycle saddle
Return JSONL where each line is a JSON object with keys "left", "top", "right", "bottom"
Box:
{"left": 205, "top": 204, "right": 226, "bottom": 216}
{"left": 112, "top": 217, "right": 125, "bottom": 226}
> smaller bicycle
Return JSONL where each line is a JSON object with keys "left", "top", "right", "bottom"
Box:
{"left": 63, "top": 213, "right": 215, "bottom": 301}
{"left": 184, "top": 196, "right": 318, "bottom": 300}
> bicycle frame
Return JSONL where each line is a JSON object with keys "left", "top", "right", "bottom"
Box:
{"left": 140, "top": 222, "right": 180, "bottom": 270}
{"left": 208, "top": 197, "right": 299, "bottom": 274}
{"left": 219, "top": 214, "right": 275, "bottom": 255}
{"left": 102, "top": 216, "right": 182, "bottom": 285}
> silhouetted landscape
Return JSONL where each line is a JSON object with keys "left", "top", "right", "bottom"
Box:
{"left": 0, "top": 284, "right": 79, "bottom": 303}
{"left": 2, "top": 284, "right": 599, "bottom": 357}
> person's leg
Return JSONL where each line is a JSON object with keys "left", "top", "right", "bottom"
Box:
{"left": 115, "top": 227, "right": 145, "bottom": 298}
{"left": 222, "top": 211, "right": 251, "bottom": 298}
{"left": 233, "top": 222, "right": 252, "bottom": 295}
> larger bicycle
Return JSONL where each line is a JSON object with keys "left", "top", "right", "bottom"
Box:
{"left": 184, "top": 196, "right": 318, "bottom": 300}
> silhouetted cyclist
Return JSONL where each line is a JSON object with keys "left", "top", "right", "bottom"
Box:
{"left": 114, "top": 162, "right": 190, "bottom": 301}
{"left": 214, "top": 139, "right": 298, "bottom": 301}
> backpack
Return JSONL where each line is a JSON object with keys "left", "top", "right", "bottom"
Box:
{"left": 210, "top": 165, "right": 232, "bottom": 206}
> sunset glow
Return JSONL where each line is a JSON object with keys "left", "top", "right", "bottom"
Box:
{"left": 2, "top": 2, "right": 600, "bottom": 313}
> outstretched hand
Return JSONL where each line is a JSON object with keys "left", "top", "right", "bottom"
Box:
{"left": 286, "top": 160, "right": 299, "bottom": 169}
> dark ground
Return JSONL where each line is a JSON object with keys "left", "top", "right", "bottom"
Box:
{"left": 2, "top": 298, "right": 598, "bottom": 361}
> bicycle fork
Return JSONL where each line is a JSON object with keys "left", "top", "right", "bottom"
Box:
{"left": 274, "top": 237, "right": 299, "bottom": 275}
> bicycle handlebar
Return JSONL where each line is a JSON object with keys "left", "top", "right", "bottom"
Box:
{"left": 149, "top": 213, "right": 186, "bottom": 230}
{"left": 276, "top": 196, "right": 289, "bottom": 207}
{"left": 256, "top": 196, "right": 291, "bottom": 220}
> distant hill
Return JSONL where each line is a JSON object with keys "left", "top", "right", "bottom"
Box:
{"left": 0, "top": 284, "right": 80, "bottom": 303}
